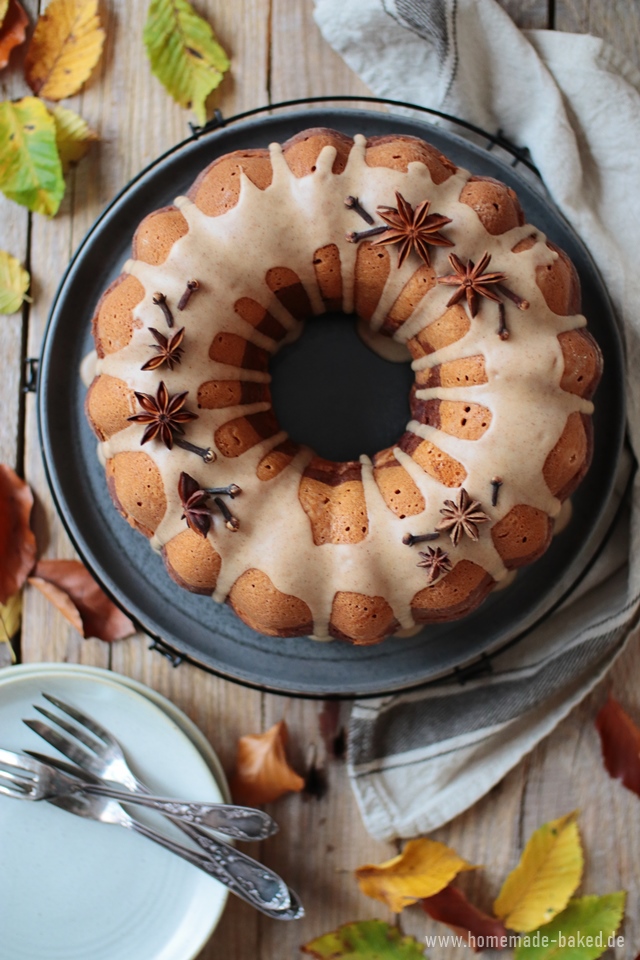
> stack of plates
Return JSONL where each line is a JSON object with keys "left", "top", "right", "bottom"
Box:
{"left": 0, "top": 664, "right": 229, "bottom": 960}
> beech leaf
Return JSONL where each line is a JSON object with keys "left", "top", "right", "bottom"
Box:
{"left": 0, "top": 592, "right": 21, "bottom": 664}
{"left": 513, "top": 893, "right": 626, "bottom": 960}
{"left": 0, "top": 97, "right": 64, "bottom": 216}
{"left": 301, "top": 919, "right": 427, "bottom": 959}
{"left": 355, "top": 838, "right": 476, "bottom": 914}
{"left": 51, "top": 105, "right": 98, "bottom": 172}
{"left": 494, "top": 812, "right": 583, "bottom": 933}
{"left": 422, "top": 885, "right": 509, "bottom": 952}
{"left": 230, "top": 719, "right": 304, "bottom": 806}
{"left": 595, "top": 695, "right": 640, "bottom": 797}
{"left": 28, "top": 559, "right": 135, "bottom": 642}
{"left": 0, "top": 0, "right": 28, "bottom": 69}
{"left": 0, "top": 249, "right": 30, "bottom": 314}
{"left": 143, "top": 0, "right": 230, "bottom": 126}
{"left": 24, "top": 0, "right": 104, "bottom": 100}
{"left": 0, "top": 464, "right": 37, "bottom": 604}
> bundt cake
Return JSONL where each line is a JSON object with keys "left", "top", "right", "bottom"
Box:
{"left": 85, "top": 127, "right": 602, "bottom": 645}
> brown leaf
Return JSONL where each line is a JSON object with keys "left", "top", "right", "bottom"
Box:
{"left": 28, "top": 559, "right": 135, "bottom": 642}
{"left": 596, "top": 695, "right": 640, "bottom": 797}
{"left": 0, "top": 464, "right": 37, "bottom": 604}
{"left": 0, "top": 0, "right": 29, "bottom": 70}
{"left": 423, "top": 885, "right": 509, "bottom": 952}
{"left": 230, "top": 720, "right": 304, "bottom": 806}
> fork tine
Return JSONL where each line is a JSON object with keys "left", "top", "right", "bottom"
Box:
{"left": 0, "top": 782, "right": 31, "bottom": 798}
{"left": 22, "top": 719, "right": 103, "bottom": 775}
{"left": 33, "top": 706, "right": 104, "bottom": 754}
{"left": 42, "top": 693, "right": 115, "bottom": 745}
{"left": 0, "top": 747, "right": 41, "bottom": 772}
{"left": 0, "top": 769, "right": 33, "bottom": 794}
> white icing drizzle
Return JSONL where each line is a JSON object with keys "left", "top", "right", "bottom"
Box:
{"left": 91, "top": 133, "right": 591, "bottom": 640}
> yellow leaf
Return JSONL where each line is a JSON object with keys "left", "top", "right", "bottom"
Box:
{"left": 355, "top": 838, "right": 476, "bottom": 913}
{"left": 0, "top": 591, "right": 21, "bottom": 662}
{"left": 0, "top": 0, "right": 9, "bottom": 26}
{"left": 24, "top": 0, "right": 105, "bottom": 101}
{"left": 494, "top": 812, "right": 584, "bottom": 933}
{"left": 51, "top": 105, "right": 98, "bottom": 172}
{"left": 230, "top": 720, "right": 305, "bottom": 806}
{"left": 0, "top": 249, "right": 30, "bottom": 314}
{"left": 0, "top": 97, "right": 65, "bottom": 215}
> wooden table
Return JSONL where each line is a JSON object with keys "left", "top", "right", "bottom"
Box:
{"left": 2, "top": 1, "right": 640, "bottom": 956}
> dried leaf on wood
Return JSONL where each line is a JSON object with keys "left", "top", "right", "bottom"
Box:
{"left": 355, "top": 838, "right": 476, "bottom": 914}
{"left": 493, "top": 812, "right": 583, "bottom": 933}
{"left": 143, "top": 0, "right": 229, "bottom": 126}
{"left": 422, "top": 884, "right": 508, "bottom": 952}
{"left": 513, "top": 893, "right": 626, "bottom": 960}
{"left": 301, "top": 919, "right": 427, "bottom": 959}
{"left": 51, "top": 104, "right": 97, "bottom": 172}
{"left": 0, "top": 0, "right": 9, "bottom": 26}
{"left": 0, "top": 0, "right": 28, "bottom": 69}
{"left": 0, "top": 591, "right": 21, "bottom": 664}
{"left": 0, "top": 464, "right": 36, "bottom": 604}
{"left": 0, "top": 97, "right": 64, "bottom": 215}
{"left": 230, "top": 719, "right": 304, "bottom": 806}
{"left": 28, "top": 559, "right": 135, "bottom": 642}
{"left": 25, "top": 0, "right": 105, "bottom": 101}
{"left": 596, "top": 695, "right": 640, "bottom": 797}
{"left": 0, "top": 249, "right": 30, "bottom": 314}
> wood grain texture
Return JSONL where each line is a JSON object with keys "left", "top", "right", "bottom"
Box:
{"left": 8, "top": 0, "right": 639, "bottom": 957}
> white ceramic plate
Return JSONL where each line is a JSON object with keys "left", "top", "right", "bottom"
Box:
{"left": 0, "top": 665, "right": 228, "bottom": 960}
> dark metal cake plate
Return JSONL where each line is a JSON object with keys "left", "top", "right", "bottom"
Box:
{"left": 37, "top": 103, "right": 627, "bottom": 698}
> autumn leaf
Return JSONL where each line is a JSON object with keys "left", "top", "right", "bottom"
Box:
{"left": 25, "top": 0, "right": 104, "bottom": 101}
{"left": 494, "top": 812, "right": 583, "bottom": 933}
{"left": 596, "top": 696, "right": 640, "bottom": 797}
{"left": 422, "top": 885, "right": 508, "bottom": 952}
{"left": 0, "top": 97, "right": 64, "bottom": 216}
{"left": 514, "top": 893, "right": 626, "bottom": 960}
{"left": 143, "top": 0, "right": 230, "bottom": 126}
{"left": 28, "top": 559, "right": 135, "bottom": 642}
{"left": 0, "top": 464, "right": 37, "bottom": 604}
{"left": 0, "top": 250, "right": 30, "bottom": 314}
{"left": 301, "top": 919, "right": 427, "bottom": 959}
{"left": 0, "top": 591, "right": 21, "bottom": 663}
{"left": 230, "top": 719, "right": 304, "bottom": 806}
{"left": 0, "top": 0, "right": 29, "bottom": 69}
{"left": 355, "top": 838, "right": 476, "bottom": 914}
{"left": 51, "top": 104, "right": 97, "bottom": 172}
{"left": 0, "top": 0, "right": 8, "bottom": 25}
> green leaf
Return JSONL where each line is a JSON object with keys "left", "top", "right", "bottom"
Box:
{"left": 0, "top": 249, "right": 29, "bottom": 314}
{"left": 514, "top": 893, "right": 626, "bottom": 960}
{"left": 301, "top": 920, "right": 427, "bottom": 959}
{"left": 0, "top": 97, "right": 65, "bottom": 216}
{"left": 51, "top": 105, "right": 98, "bottom": 173}
{"left": 143, "top": 0, "right": 229, "bottom": 126}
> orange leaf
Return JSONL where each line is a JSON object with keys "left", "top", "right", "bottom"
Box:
{"left": 0, "top": 464, "right": 37, "bottom": 604}
{"left": 230, "top": 720, "right": 304, "bottom": 805}
{"left": 28, "top": 558, "right": 135, "bottom": 642}
{"left": 0, "top": 0, "right": 29, "bottom": 70}
{"left": 24, "top": 0, "right": 104, "bottom": 101}
{"left": 596, "top": 695, "right": 640, "bottom": 797}
{"left": 422, "top": 885, "right": 509, "bottom": 952}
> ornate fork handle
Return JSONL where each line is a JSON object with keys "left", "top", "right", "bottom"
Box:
{"left": 127, "top": 817, "right": 291, "bottom": 914}
{"left": 83, "top": 785, "right": 276, "bottom": 840}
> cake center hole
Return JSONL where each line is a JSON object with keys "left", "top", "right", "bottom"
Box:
{"left": 270, "top": 313, "right": 414, "bottom": 461}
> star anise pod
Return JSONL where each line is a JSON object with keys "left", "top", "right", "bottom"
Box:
{"left": 437, "top": 252, "right": 507, "bottom": 317}
{"left": 417, "top": 546, "right": 453, "bottom": 585}
{"left": 141, "top": 327, "right": 185, "bottom": 371}
{"left": 128, "top": 381, "right": 197, "bottom": 449}
{"left": 178, "top": 472, "right": 212, "bottom": 538}
{"left": 436, "top": 488, "right": 490, "bottom": 546}
{"left": 372, "top": 191, "right": 453, "bottom": 268}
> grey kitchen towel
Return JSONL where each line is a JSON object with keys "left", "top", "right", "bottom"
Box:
{"left": 314, "top": 0, "right": 640, "bottom": 840}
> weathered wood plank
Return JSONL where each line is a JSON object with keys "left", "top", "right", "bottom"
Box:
{"left": 556, "top": 0, "right": 640, "bottom": 65}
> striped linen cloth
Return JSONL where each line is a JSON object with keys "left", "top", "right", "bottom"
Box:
{"left": 314, "top": 0, "right": 640, "bottom": 840}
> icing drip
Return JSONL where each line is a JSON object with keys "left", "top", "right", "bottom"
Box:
{"left": 92, "top": 133, "right": 591, "bottom": 640}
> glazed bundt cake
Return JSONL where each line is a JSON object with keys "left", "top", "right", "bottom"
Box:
{"left": 85, "top": 127, "right": 602, "bottom": 644}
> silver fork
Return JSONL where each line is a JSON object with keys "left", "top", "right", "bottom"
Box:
{"left": 23, "top": 693, "right": 304, "bottom": 920}
{"left": 0, "top": 763, "right": 300, "bottom": 918}
{"left": 0, "top": 747, "right": 276, "bottom": 841}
